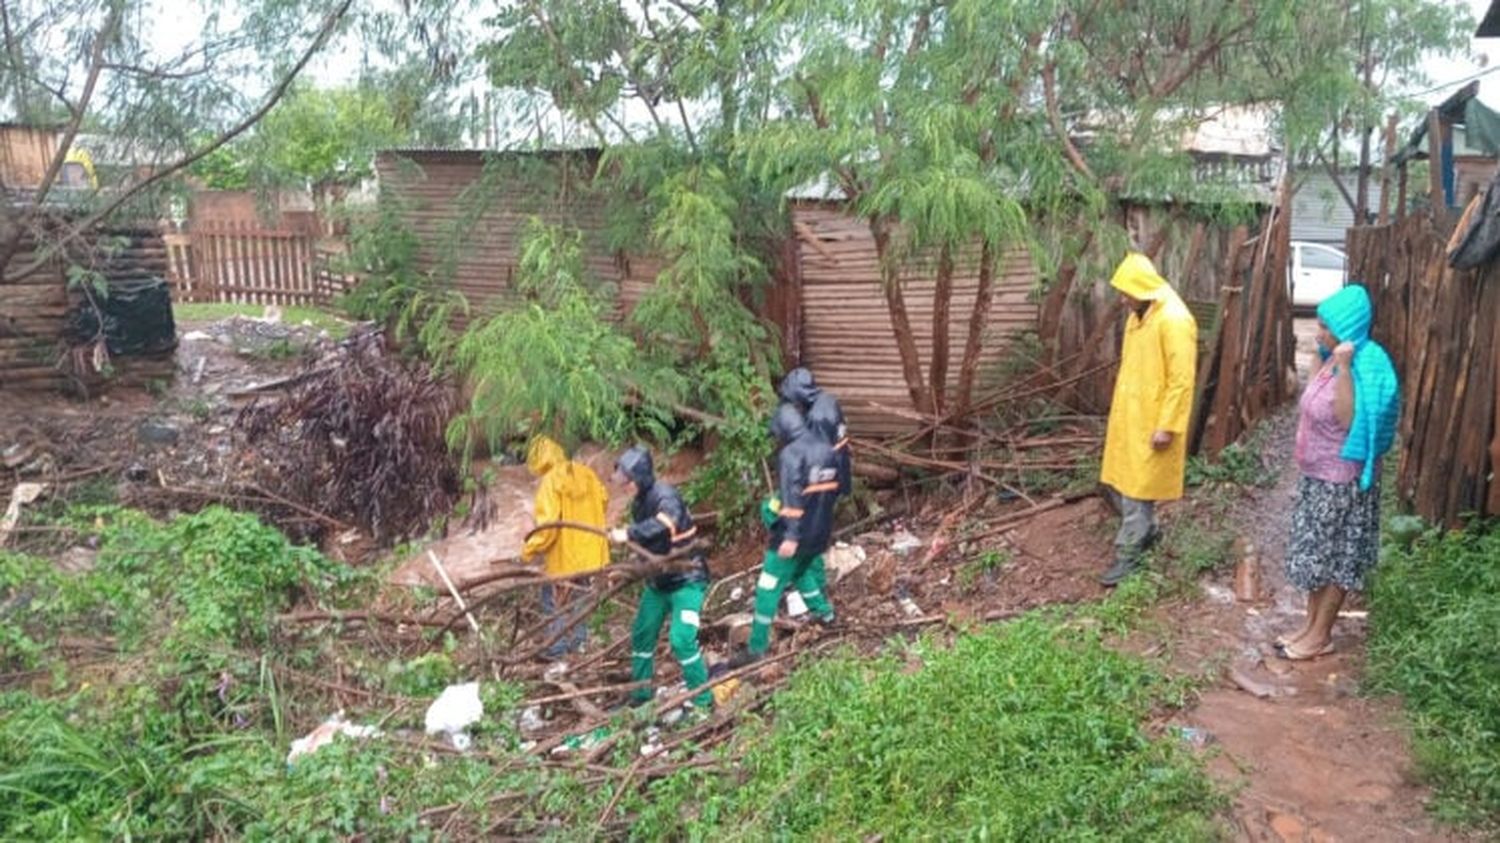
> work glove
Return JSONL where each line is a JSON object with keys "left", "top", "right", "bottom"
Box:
{"left": 608, "top": 527, "right": 629, "bottom": 545}
{"left": 759, "top": 497, "right": 781, "bottom": 529}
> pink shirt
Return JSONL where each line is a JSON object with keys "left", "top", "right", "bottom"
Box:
{"left": 1295, "top": 367, "right": 1361, "bottom": 484}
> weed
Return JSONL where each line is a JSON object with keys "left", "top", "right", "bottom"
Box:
{"left": 1366, "top": 521, "right": 1500, "bottom": 830}
{"left": 642, "top": 618, "right": 1225, "bottom": 839}
{"left": 1186, "top": 440, "right": 1276, "bottom": 488}
{"left": 957, "top": 547, "right": 1012, "bottom": 591}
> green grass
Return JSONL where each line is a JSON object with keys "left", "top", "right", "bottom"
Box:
{"left": 1366, "top": 521, "right": 1500, "bottom": 830}
{"left": 173, "top": 302, "right": 353, "bottom": 338}
{"left": 629, "top": 619, "right": 1226, "bottom": 840}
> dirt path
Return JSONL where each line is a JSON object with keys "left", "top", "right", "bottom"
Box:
{"left": 1156, "top": 325, "right": 1462, "bottom": 842}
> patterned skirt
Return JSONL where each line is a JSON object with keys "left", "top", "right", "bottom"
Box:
{"left": 1285, "top": 475, "right": 1382, "bottom": 592}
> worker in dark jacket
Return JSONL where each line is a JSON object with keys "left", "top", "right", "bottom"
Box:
{"left": 740, "top": 404, "right": 839, "bottom": 662}
{"left": 610, "top": 446, "right": 712, "bottom": 708}
{"left": 779, "top": 367, "right": 851, "bottom": 497}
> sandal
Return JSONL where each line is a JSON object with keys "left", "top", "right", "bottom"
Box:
{"left": 1278, "top": 640, "right": 1335, "bottom": 661}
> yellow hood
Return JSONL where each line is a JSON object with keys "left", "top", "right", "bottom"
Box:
{"left": 526, "top": 436, "right": 564, "bottom": 477}
{"left": 1109, "top": 253, "right": 1170, "bottom": 301}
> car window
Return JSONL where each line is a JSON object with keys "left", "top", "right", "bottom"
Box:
{"left": 1300, "top": 245, "right": 1345, "bottom": 272}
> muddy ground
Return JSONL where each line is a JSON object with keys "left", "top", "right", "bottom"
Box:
{"left": 3, "top": 314, "right": 1464, "bottom": 841}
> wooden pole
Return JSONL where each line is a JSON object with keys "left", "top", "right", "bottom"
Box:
{"left": 428, "top": 550, "right": 481, "bottom": 632}
{"left": 1427, "top": 109, "right": 1446, "bottom": 217}
{"left": 1377, "top": 112, "right": 1397, "bottom": 226}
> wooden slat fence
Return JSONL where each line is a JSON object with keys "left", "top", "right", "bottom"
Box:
{"left": 1346, "top": 208, "right": 1500, "bottom": 524}
{"left": 166, "top": 220, "right": 332, "bottom": 306}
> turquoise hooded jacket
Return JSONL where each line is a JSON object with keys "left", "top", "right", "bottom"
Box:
{"left": 1315, "top": 285, "right": 1400, "bottom": 491}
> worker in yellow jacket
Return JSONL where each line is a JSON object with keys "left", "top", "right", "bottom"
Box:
{"left": 1098, "top": 253, "right": 1198, "bottom": 586}
{"left": 521, "top": 436, "right": 609, "bottom": 658}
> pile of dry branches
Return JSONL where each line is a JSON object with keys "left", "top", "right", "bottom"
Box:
{"left": 236, "top": 329, "right": 460, "bottom": 545}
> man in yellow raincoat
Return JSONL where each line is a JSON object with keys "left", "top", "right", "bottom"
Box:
{"left": 521, "top": 436, "right": 610, "bottom": 658}
{"left": 1098, "top": 253, "right": 1198, "bottom": 586}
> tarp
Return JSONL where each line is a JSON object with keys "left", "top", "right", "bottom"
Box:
{"left": 1448, "top": 169, "right": 1500, "bottom": 269}
{"left": 65, "top": 276, "right": 177, "bottom": 356}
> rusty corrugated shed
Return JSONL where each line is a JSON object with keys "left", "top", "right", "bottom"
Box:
{"left": 791, "top": 202, "right": 1039, "bottom": 437}
{"left": 2, "top": 225, "right": 169, "bottom": 391}
{"left": 374, "top": 149, "right": 661, "bottom": 320}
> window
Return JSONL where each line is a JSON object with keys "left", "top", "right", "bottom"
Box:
{"left": 1300, "top": 245, "right": 1345, "bottom": 272}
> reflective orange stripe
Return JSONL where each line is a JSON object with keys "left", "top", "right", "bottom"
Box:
{"left": 779, "top": 506, "right": 805, "bottom": 518}
{"left": 803, "top": 482, "right": 839, "bottom": 494}
{"left": 834, "top": 438, "right": 850, "bottom": 450}
{"left": 655, "top": 511, "right": 697, "bottom": 542}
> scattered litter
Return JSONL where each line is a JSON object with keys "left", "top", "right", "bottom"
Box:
{"left": 784, "top": 590, "right": 808, "bottom": 617}
{"left": 889, "top": 527, "right": 923, "bottom": 557}
{"left": 1173, "top": 726, "right": 1215, "bottom": 748}
{"left": 1, "top": 482, "right": 46, "bottom": 547}
{"left": 543, "top": 661, "right": 570, "bottom": 682}
{"left": 551, "top": 726, "right": 610, "bottom": 756}
{"left": 711, "top": 677, "right": 741, "bottom": 707}
{"left": 287, "top": 712, "right": 380, "bottom": 764}
{"left": 424, "top": 682, "right": 484, "bottom": 750}
{"left": 181, "top": 330, "right": 212, "bottom": 342}
{"left": 1201, "top": 582, "right": 1235, "bottom": 605}
{"left": 518, "top": 706, "right": 546, "bottom": 733}
{"left": 898, "top": 596, "right": 923, "bottom": 618}
{"left": 640, "top": 726, "right": 664, "bottom": 756}
{"left": 729, "top": 586, "right": 744, "bottom": 602}
{"left": 825, "top": 542, "right": 867, "bottom": 583}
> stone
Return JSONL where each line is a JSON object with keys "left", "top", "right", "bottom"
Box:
{"left": 136, "top": 420, "right": 180, "bottom": 447}
{"left": 1269, "top": 811, "right": 1307, "bottom": 842}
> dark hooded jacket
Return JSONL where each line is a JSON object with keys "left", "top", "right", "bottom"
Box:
{"left": 778, "top": 368, "right": 851, "bottom": 496}
{"left": 768, "top": 403, "right": 838, "bottom": 559}
{"left": 617, "top": 446, "right": 708, "bottom": 591}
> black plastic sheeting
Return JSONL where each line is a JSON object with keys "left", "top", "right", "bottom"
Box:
{"left": 65, "top": 276, "right": 178, "bottom": 356}
{"left": 1448, "top": 170, "right": 1500, "bottom": 270}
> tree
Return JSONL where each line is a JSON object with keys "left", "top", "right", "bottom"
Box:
{"left": 1266, "top": 0, "right": 1472, "bottom": 221}
{"left": 487, "top": 0, "right": 1418, "bottom": 420}
{"left": 0, "top": 0, "right": 362, "bottom": 283}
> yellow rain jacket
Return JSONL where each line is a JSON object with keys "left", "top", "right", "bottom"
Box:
{"left": 521, "top": 437, "right": 610, "bottom": 577}
{"left": 1100, "top": 254, "right": 1198, "bottom": 501}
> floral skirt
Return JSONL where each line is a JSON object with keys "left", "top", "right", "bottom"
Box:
{"left": 1285, "top": 475, "right": 1382, "bottom": 592}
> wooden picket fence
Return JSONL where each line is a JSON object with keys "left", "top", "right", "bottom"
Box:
{"left": 164, "top": 221, "right": 353, "bottom": 306}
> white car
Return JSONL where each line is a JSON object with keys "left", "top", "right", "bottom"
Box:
{"left": 1289, "top": 241, "right": 1347, "bottom": 311}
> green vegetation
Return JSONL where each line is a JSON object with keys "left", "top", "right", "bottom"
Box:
{"left": 1186, "top": 439, "right": 1278, "bottom": 489}
{"left": 1367, "top": 521, "right": 1500, "bottom": 830}
{"left": 173, "top": 302, "right": 354, "bottom": 339}
{"left": 632, "top": 620, "right": 1224, "bottom": 840}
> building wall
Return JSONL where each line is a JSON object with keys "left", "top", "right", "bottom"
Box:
{"left": 1290, "top": 170, "right": 1383, "bottom": 247}
{"left": 0, "top": 125, "right": 60, "bottom": 191}
{"left": 374, "top": 150, "right": 662, "bottom": 323}
{"left": 789, "top": 202, "right": 1039, "bottom": 438}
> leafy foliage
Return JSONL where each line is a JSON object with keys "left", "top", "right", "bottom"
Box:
{"left": 448, "top": 218, "right": 679, "bottom": 457}
{"left": 1367, "top": 522, "right": 1500, "bottom": 829}
{"left": 633, "top": 619, "right": 1224, "bottom": 839}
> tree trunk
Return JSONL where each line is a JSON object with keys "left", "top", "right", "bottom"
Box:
{"left": 929, "top": 243, "right": 955, "bottom": 414}
{"left": 953, "top": 238, "right": 997, "bottom": 420}
{"left": 1039, "top": 230, "right": 1093, "bottom": 367}
{"left": 872, "top": 218, "right": 931, "bottom": 414}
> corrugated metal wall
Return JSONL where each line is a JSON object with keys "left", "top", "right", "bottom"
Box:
{"left": 790, "top": 202, "right": 1039, "bottom": 437}
{"left": 374, "top": 150, "right": 662, "bottom": 321}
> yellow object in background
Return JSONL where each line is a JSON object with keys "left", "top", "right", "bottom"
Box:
{"left": 521, "top": 436, "right": 609, "bottom": 577}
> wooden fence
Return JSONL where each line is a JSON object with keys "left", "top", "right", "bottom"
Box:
{"left": 1346, "top": 209, "right": 1500, "bottom": 525}
{"left": 1042, "top": 192, "right": 1296, "bottom": 457}
{"left": 165, "top": 221, "right": 353, "bottom": 306}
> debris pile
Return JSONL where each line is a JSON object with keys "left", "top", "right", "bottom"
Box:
{"left": 235, "top": 328, "right": 460, "bottom": 545}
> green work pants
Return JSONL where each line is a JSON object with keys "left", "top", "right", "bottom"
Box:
{"left": 630, "top": 581, "right": 711, "bottom": 706}
{"left": 748, "top": 550, "right": 834, "bottom": 655}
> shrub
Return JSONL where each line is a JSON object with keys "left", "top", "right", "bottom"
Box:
{"left": 1366, "top": 521, "right": 1500, "bottom": 829}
